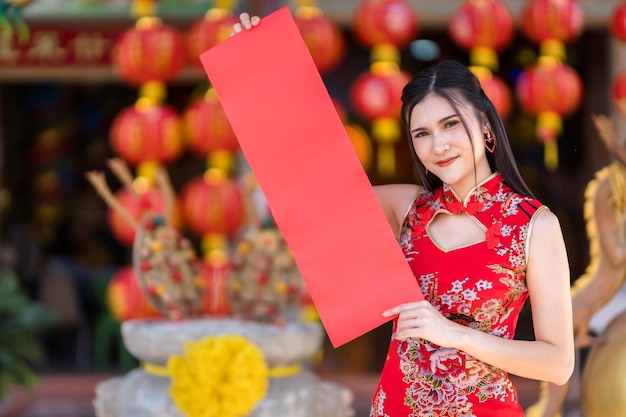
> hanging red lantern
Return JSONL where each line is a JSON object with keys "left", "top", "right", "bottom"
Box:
{"left": 186, "top": 9, "right": 239, "bottom": 69}
{"left": 612, "top": 70, "right": 626, "bottom": 116}
{"left": 106, "top": 265, "right": 162, "bottom": 322}
{"left": 516, "top": 60, "right": 583, "bottom": 170}
{"left": 108, "top": 186, "right": 183, "bottom": 246}
{"left": 520, "top": 0, "right": 584, "bottom": 45}
{"left": 352, "top": 0, "right": 419, "bottom": 48}
{"left": 448, "top": 0, "right": 514, "bottom": 69}
{"left": 349, "top": 70, "right": 412, "bottom": 120}
{"left": 516, "top": 62, "right": 583, "bottom": 118}
{"left": 110, "top": 102, "right": 184, "bottom": 166}
{"left": 180, "top": 175, "right": 244, "bottom": 236}
{"left": 294, "top": 7, "right": 346, "bottom": 73}
{"left": 611, "top": 1, "right": 626, "bottom": 43}
{"left": 183, "top": 89, "right": 239, "bottom": 156}
{"left": 472, "top": 68, "right": 513, "bottom": 120}
{"left": 113, "top": 16, "right": 186, "bottom": 84}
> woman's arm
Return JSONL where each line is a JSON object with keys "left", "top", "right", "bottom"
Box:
{"left": 373, "top": 184, "right": 420, "bottom": 239}
{"left": 385, "top": 209, "right": 575, "bottom": 385}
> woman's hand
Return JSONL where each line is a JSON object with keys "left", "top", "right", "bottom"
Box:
{"left": 233, "top": 12, "right": 260, "bottom": 34}
{"left": 383, "top": 301, "right": 463, "bottom": 348}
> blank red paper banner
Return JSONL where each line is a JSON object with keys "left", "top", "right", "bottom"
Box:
{"left": 200, "top": 6, "right": 422, "bottom": 347}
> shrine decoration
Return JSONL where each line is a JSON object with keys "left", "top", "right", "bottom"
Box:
{"left": 472, "top": 66, "right": 513, "bottom": 120}
{"left": 88, "top": 160, "right": 207, "bottom": 321}
{"left": 448, "top": 0, "right": 514, "bottom": 71}
{"left": 113, "top": 16, "right": 185, "bottom": 85}
{"left": 515, "top": 59, "right": 583, "bottom": 169}
{"left": 611, "top": 2, "right": 626, "bottom": 119}
{"left": 352, "top": 0, "right": 418, "bottom": 48}
{"left": 517, "top": 0, "right": 585, "bottom": 171}
{"left": 183, "top": 87, "right": 239, "bottom": 156}
{"left": 186, "top": 0, "right": 239, "bottom": 69}
{"left": 110, "top": 98, "right": 185, "bottom": 169}
{"left": 350, "top": 0, "right": 417, "bottom": 178}
{"left": 106, "top": 265, "right": 162, "bottom": 322}
{"left": 293, "top": 0, "right": 346, "bottom": 74}
{"left": 448, "top": 0, "right": 514, "bottom": 120}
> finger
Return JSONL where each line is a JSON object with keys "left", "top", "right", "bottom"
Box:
{"left": 240, "top": 12, "right": 252, "bottom": 29}
{"left": 233, "top": 22, "right": 242, "bottom": 33}
{"left": 251, "top": 15, "right": 260, "bottom": 26}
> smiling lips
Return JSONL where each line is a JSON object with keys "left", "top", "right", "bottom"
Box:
{"left": 436, "top": 156, "right": 457, "bottom": 167}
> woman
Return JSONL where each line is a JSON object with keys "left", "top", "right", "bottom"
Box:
{"left": 234, "top": 13, "right": 574, "bottom": 417}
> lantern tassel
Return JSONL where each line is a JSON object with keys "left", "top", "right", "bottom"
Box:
{"left": 544, "top": 140, "right": 558, "bottom": 172}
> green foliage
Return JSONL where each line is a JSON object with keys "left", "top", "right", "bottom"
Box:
{"left": 0, "top": 268, "right": 54, "bottom": 400}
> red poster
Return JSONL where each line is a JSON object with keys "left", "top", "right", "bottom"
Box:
{"left": 200, "top": 7, "right": 422, "bottom": 347}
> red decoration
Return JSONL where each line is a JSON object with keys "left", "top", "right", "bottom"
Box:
{"left": 345, "top": 124, "right": 372, "bottom": 169}
{"left": 352, "top": 0, "right": 419, "bottom": 48}
{"left": 520, "top": 0, "right": 584, "bottom": 44}
{"left": 515, "top": 62, "right": 583, "bottom": 117}
{"left": 349, "top": 70, "right": 412, "bottom": 120}
{"left": 474, "top": 70, "right": 513, "bottom": 120}
{"left": 113, "top": 17, "right": 185, "bottom": 84}
{"left": 183, "top": 93, "right": 239, "bottom": 155}
{"left": 448, "top": 0, "right": 514, "bottom": 52}
{"left": 195, "top": 260, "right": 232, "bottom": 316}
{"left": 294, "top": 10, "right": 346, "bottom": 73}
{"left": 180, "top": 176, "right": 245, "bottom": 236}
{"left": 186, "top": 10, "right": 239, "bottom": 69}
{"left": 108, "top": 187, "right": 183, "bottom": 246}
{"left": 611, "top": 1, "right": 626, "bottom": 43}
{"left": 110, "top": 103, "right": 184, "bottom": 166}
{"left": 612, "top": 70, "right": 626, "bottom": 116}
{"left": 106, "top": 265, "right": 162, "bottom": 321}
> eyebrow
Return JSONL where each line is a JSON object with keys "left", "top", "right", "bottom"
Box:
{"left": 410, "top": 114, "right": 459, "bottom": 134}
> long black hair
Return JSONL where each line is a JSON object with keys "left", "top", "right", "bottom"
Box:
{"left": 401, "top": 59, "right": 535, "bottom": 198}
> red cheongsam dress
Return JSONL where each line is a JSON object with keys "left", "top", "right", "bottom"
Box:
{"left": 370, "top": 173, "right": 546, "bottom": 417}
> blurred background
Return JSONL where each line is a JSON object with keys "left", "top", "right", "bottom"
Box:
{"left": 1, "top": 0, "right": 625, "bottom": 416}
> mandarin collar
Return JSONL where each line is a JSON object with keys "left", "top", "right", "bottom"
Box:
{"left": 441, "top": 172, "right": 501, "bottom": 215}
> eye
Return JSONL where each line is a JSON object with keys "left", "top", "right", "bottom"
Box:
{"left": 444, "top": 119, "right": 460, "bottom": 129}
{"left": 413, "top": 131, "right": 428, "bottom": 139}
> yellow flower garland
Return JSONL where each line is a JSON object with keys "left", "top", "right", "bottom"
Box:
{"left": 167, "top": 335, "right": 269, "bottom": 417}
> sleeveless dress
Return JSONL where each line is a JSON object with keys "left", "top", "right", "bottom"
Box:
{"left": 370, "top": 173, "right": 546, "bottom": 417}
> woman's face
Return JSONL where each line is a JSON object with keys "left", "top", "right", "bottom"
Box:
{"left": 409, "top": 92, "right": 493, "bottom": 197}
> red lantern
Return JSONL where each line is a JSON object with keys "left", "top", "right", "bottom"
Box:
{"left": 449, "top": 1, "right": 514, "bottom": 52}
{"left": 108, "top": 187, "right": 183, "bottom": 246}
{"left": 106, "top": 266, "right": 162, "bottom": 322}
{"left": 449, "top": 0, "right": 514, "bottom": 68}
{"left": 183, "top": 92, "right": 239, "bottom": 156}
{"left": 180, "top": 176, "right": 244, "bottom": 236}
{"left": 113, "top": 17, "right": 185, "bottom": 84}
{"left": 611, "top": 1, "right": 626, "bottom": 43}
{"left": 515, "top": 62, "right": 583, "bottom": 117}
{"left": 473, "top": 69, "right": 513, "bottom": 120}
{"left": 612, "top": 71, "right": 626, "bottom": 116}
{"left": 186, "top": 9, "right": 239, "bottom": 69}
{"left": 349, "top": 70, "right": 412, "bottom": 120}
{"left": 110, "top": 103, "right": 184, "bottom": 166}
{"left": 352, "top": 0, "right": 419, "bottom": 48}
{"left": 520, "top": 0, "right": 584, "bottom": 44}
{"left": 294, "top": 9, "right": 346, "bottom": 73}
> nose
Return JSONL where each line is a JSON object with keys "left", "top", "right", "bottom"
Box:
{"left": 432, "top": 132, "right": 450, "bottom": 154}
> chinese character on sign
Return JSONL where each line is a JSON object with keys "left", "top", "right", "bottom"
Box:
{"left": 26, "top": 31, "right": 67, "bottom": 61}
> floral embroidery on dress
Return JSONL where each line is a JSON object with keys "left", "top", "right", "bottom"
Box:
{"left": 372, "top": 174, "right": 542, "bottom": 417}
